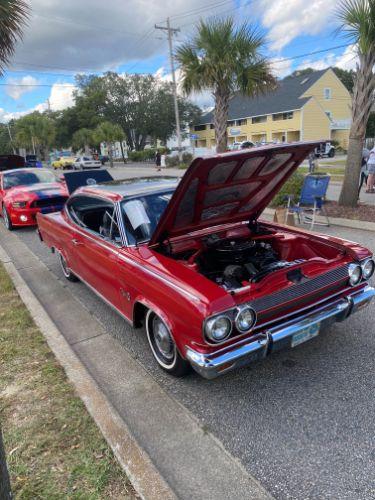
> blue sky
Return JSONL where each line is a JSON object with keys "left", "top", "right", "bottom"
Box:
{"left": 0, "top": 0, "right": 356, "bottom": 122}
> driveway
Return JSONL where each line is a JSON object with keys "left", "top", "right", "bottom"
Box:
{"left": 2, "top": 168, "right": 375, "bottom": 499}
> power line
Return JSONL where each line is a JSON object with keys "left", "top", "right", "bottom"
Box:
{"left": 272, "top": 43, "right": 351, "bottom": 63}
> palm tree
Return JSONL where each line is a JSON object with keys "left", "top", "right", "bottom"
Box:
{"left": 176, "top": 18, "right": 276, "bottom": 153}
{"left": 337, "top": 0, "right": 375, "bottom": 207}
{"left": 93, "top": 121, "right": 125, "bottom": 168}
{"left": 0, "top": 0, "right": 30, "bottom": 75}
{"left": 15, "top": 112, "right": 56, "bottom": 159}
{"left": 72, "top": 128, "right": 95, "bottom": 155}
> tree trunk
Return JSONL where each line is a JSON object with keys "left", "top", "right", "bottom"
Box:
{"left": 214, "top": 88, "right": 230, "bottom": 153}
{"left": 120, "top": 141, "right": 126, "bottom": 164}
{"left": 0, "top": 428, "right": 12, "bottom": 500}
{"left": 339, "top": 52, "right": 375, "bottom": 207}
{"left": 84, "top": 143, "right": 90, "bottom": 155}
{"left": 108, "top": 142, "right": 114, "bottom": 168}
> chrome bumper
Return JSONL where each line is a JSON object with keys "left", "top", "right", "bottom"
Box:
{"left": 186, "top": 286, "right": 375, "bottom": 380}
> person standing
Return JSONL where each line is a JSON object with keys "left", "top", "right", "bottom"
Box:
{"left": 308, "top": 151, "right": 316, "bottom": 173}
{"left": 160, "top": 153, "right": 166, "bottom": 170}
{"left": 155, "top": 151, "right": 161, "bottom": 172}
{"left": 366, "top": 146, "right": 375, "bottom": 193}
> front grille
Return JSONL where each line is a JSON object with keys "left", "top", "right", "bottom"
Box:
{"left": 31, "top": 196, "right": 67, "bottom": 209}
{"left": 251, "top": 264, "right": 349, "bottom": 314}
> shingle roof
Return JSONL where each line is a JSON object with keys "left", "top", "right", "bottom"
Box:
{"left": 198, "top": 68, "right": 328, "bottom": 125}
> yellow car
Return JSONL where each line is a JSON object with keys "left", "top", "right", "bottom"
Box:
{"left": 51, "top": 156, "right": 76, "bottom": 169}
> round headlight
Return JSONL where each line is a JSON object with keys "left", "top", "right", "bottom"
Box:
{"left": 348, "top": 263, "right": 362, "bottom": 286}
{"left": 235, "top": 306, "right": 256, "bottom": 332}
{"left": 362, "top": 259, "right": 375, "bottom": 280}
{"left": 205, "top": 315, "right": 232, "bottom": 342}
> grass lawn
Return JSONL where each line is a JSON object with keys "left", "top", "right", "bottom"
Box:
{"left": 0, "top": 264, "right": 136, "bottom": 499}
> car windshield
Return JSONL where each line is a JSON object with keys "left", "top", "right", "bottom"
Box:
{"left": 3, "top": 169, "right": 57, "bottom": 189}
{"left": 120, "top": 191, "right": 173, "bottom": 244}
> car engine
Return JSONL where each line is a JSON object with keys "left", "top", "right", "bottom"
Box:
{"left": 198, "top": 237, "right": 304, "bottom": 290}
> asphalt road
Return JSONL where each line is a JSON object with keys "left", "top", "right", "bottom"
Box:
{"left": 7, "top": 171, "right": 375, "bottom": 499}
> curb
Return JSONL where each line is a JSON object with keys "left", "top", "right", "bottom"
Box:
{"left": 263, "top": 208, "right": 375, "bottom": 232}
{"left": 0, "top": 235, "right": 273, "bottom": 500}
{"left": 0, "top": 244, "right": 175, "bottom": 500}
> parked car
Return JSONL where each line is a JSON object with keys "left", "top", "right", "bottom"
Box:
{"left": 52, "top": 156, "right": 76, "bottom": 169}
{"left": 229, "top": 141, "right": 255, "bottom": 151}
{"left": 315, "top": 142, "right": 335, "bottom": 158}
{"left": 0, "top": 168, "right": 68, "bottom": 230}
{"left": 25, "top": 154, "right": 43, "bottom": 168}
{"left": 0, "top": 155, "right": 25, "bottom": 172}
{"left": 73, "top": 156, "right": 102, "bottom": 170}
{"left": 36, "top": 142, "right": 375, "bottom": 379}
{"left": 99, "top": 155, "right": 110, "bottom": 165}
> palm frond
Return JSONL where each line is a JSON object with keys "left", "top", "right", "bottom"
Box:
{"left": 336, "top": 0, "right": 375, "bottom": 54}
{"left": 0, "top": 0, "right": 30, "bottom": 75}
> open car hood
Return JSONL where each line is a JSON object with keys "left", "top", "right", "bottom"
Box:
{"left": 150, "top": 141, "right": 321, "bottom": 246}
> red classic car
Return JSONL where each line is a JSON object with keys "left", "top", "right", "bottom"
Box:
{"left": 36, "top": 142, "right": 375, "bottom": 379}
{"left": 0, "top": 168, "right": 68, "bottom": 230}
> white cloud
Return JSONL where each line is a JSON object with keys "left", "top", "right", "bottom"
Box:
{"left": 11, "top": 0, "right": 234, "bottom": 72}
{"left": 154, "top": 66, "right": 214, "bottom": 110}
{"left": 257, "top": 0, "right": 337, "bottom": 52}
{"left": 48, "top": 82, "right": 76, "bottom": 110}
{"left": 297, "top": 45, "right": 358, "bottom": 72}
{"left": 5, "top": 75, "right": 39, "bottom": 100}
{"left": 270, "top": 58, "right": 293, "bottom": 78}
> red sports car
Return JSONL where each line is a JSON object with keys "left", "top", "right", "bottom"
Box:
{"left": 0, "top": 168, "right": 68, "bottom": 230}
{"left": 36, "top": 142, "right": 375, "bottom": 379}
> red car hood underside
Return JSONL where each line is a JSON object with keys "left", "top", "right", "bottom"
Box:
{"left": 150, "top": 141, "right": 320, "bottom": 245}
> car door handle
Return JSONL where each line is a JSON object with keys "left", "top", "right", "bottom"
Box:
{"left": 72, "top": 238, "right": 84, "bottom": 247}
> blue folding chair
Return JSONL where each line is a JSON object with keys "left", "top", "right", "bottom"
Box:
{"left": 285, "top": 173, "right": 330, "bottom": 229}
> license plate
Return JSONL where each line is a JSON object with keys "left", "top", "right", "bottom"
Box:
{"left": 291, "top": 323, "right": 320, "bottom": 348}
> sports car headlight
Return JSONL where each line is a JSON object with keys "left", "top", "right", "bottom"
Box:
{"left": 348, "top": 263, "right": 362, "bottom": 286}
{"left": 11, "top": 201, "right": 27, "bottom": 208}
{"left": 205, "top": 315, "right": 232, "bottom": 342}
{"left": 235, "top": 306, "right": 256, "bottom": 332}
{"left": 361, "top": 258, "right": 375, "bottom": 280}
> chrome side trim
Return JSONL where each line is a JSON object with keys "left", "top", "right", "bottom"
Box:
{"left": 71, "top": 269, "right": 133, "bottom": 326}
{"left": 186, "top": 286, "right": 375, "bottom": 379}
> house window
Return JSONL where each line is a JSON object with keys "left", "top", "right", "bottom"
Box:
{"left": 272, "top": 112, "right": 294, "bottom": 121}
{"left": 210, "top": 124, "right": 215, "bottom": 129}
{"left": 194, "top": 124, "right": 206, "bottom": 131}
{"left": 236, "top": 119, "right": 247, "bottom": 126}
{"left": 251, "top": 115, "right": 267, "bottom": 124}
{"left": 227, "top": 120, "right": 235, "bottom": 126}
{"left": 324, "top": 88, "right": 332, "bottom": 100}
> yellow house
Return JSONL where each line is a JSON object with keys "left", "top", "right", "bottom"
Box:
{"left": 192, "top": 68, "right": 351, "bottom": 150}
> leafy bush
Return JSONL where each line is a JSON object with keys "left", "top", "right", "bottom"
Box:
{"left": 128, "top": 149, "right": 156, "bottom": 162}
{"left": 182, "top": 152, "right": 193, "bottom": 164}
{"left": 269, "top": 171, "right": 305, "bottom": 208}
{"left": 166, "top": 155, "right": 180, "bottom": 167}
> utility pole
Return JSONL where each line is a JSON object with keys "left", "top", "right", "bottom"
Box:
{"left": 155, "top": 18, "right": 183, "bottom": 163}
{"left": 7, "top": 123, "right": 16, "bottom": 154}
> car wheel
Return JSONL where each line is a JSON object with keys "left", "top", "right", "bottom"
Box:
{"left": 328, "top": 149, "right": 335, "bottom": 158}
{"left": 2, "top": 206, "right": 13, "bottom": 231}
{"left": 146, "top": 310, "right": 190, "bottom": 377}
{"left": 59, "top": 252, "right": 79, "bottom": 282}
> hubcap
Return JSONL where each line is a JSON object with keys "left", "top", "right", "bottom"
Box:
{"left": 60, "top": 254, "right": 69, "bottom": 276}
{"left": 153, "top": 317, "right": 174, "bottom": 361}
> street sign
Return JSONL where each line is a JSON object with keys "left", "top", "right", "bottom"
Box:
{"left": 190, "top": 134, "right": 198, "bottom": 140}
{"left": 229, "top": 128, "right": 241, "bottom": 136}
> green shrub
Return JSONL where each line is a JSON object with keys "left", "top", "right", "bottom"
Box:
{"left": 270, "top": 171, "right": 305, "bottom": 208}
{"left": 182, "top": 152, "right": 193, "bottom": 164}
{"left": 166, "top": 155, "right": 180, "bottom": 167}
{"left": 128, "top": 149, "right": 156, "bottom": 162}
